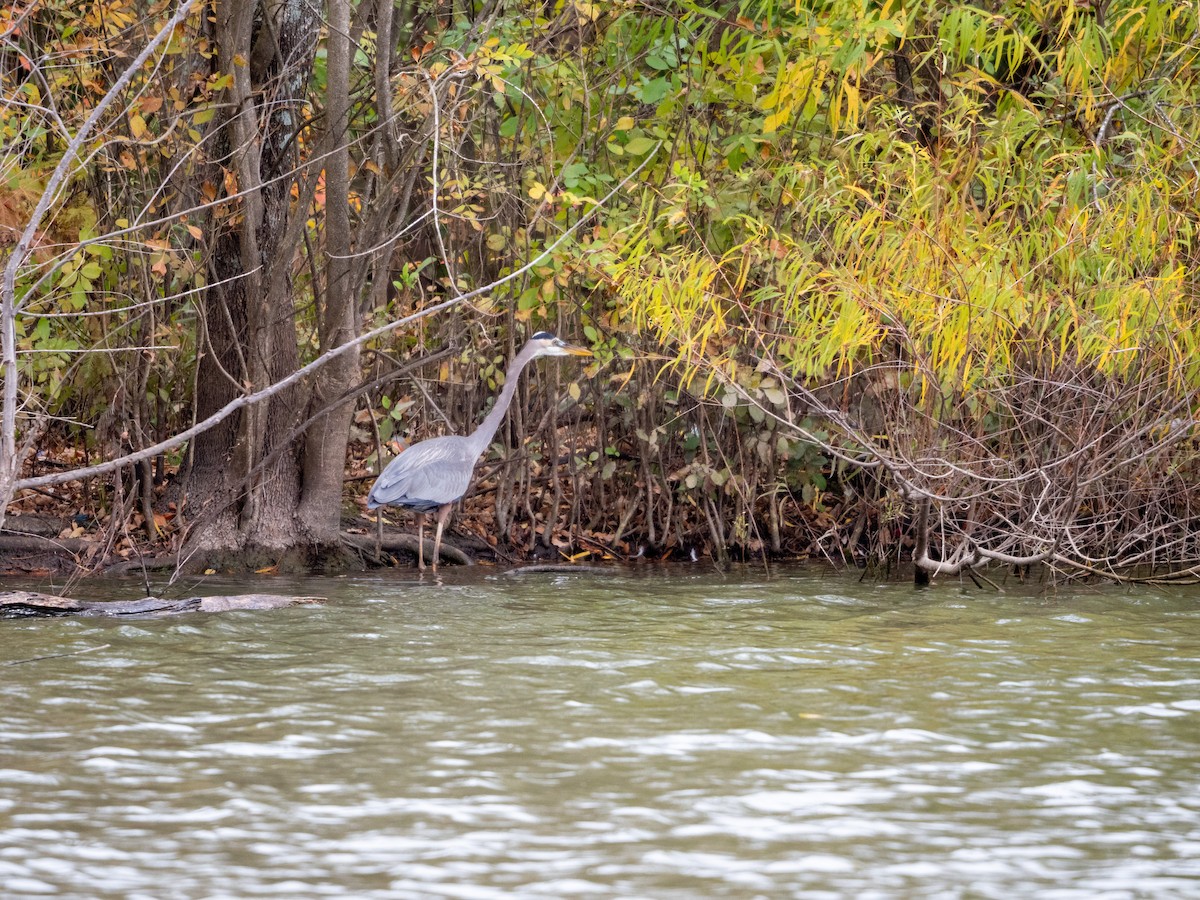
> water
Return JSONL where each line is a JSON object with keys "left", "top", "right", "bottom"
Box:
{"left": 2, "top": 567, "right": 1199, "bottom": 898}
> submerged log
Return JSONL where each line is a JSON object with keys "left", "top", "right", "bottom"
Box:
{"left": 0, "top": 591, "right": 325, "bottom": 619}
{"left": 504, "top": 563, "right": 622, "bottom": 575}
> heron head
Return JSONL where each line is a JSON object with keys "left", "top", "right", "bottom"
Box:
{"left": 529, "top": 331, "right": 593, "bottom": 358}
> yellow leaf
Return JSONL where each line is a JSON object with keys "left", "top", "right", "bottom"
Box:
{"left": 614, "top": 116, "right": 635, "bottom": 131}
{"left": 528, "top": 181, "right": 546, "bottom": 200}
{"left": 129, "top": 113, "right": 148, "bottom": 139}
{"left": 763, "top": 109, "right": 787, "bottom": 134}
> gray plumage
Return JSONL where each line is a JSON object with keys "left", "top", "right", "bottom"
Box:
{"left": 367, "top": 435, "right": 480, "bottom": 513}
{"left": 367, "top": 332, "right": 592, "bottom": 570}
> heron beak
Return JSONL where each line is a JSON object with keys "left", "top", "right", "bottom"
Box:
{"left": 559, "top": 342, "right": 593, "bottom": 357}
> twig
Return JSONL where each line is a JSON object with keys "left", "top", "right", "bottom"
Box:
{"left": 2, "top": 643, "right": 111, "bottom": 667}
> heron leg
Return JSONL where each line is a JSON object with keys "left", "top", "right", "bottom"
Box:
{"left": 431, "top": 503, "right": 452, "bottom": 572}
{"left": 415, "top": 512, "right": 427, "bottom": 570}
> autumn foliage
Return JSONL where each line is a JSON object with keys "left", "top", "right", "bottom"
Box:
{"left": 3, "top": 0, "right": 1199, "bottom": 581}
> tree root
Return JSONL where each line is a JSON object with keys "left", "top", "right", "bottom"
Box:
{"left": 503, "top": 563, "right": 622, "bottom": 575}
{"left": 341, "top": 531, "right": 475, "bottom": 567}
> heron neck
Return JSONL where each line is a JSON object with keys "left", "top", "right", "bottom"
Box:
{"left": 467, "top": 347, "right": 534, "bottom": 455}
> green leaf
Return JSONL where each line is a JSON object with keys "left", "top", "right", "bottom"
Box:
{"left": 517, "top": 287, "right": 540, "bottom": 311}
{"left": 562, "top": 162, "right": 588, "bottom": 187}
{"left": 624, "top": 136, "right": 657, "bottom": 155}
{"left": 638, "top": 78, "right": 670, "bottom": 104}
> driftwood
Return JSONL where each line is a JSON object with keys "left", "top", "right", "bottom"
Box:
{"left": 0, "top": 591, "right": 325, "bottom": 618}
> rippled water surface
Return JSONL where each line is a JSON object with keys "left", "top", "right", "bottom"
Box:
{"left": 2, "top": 567, "right": 1199, "bottom": 898}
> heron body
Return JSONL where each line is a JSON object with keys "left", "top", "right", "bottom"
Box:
{"left": 367, "top": 435, "right": 477, "bottom": 513}
{"left": 367, "top": 332, "right": 592, "bottom": 570}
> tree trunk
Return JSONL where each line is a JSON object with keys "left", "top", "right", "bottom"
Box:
{"left": 297, "top": 0, "right": 359, "bottom": 548}
{"left": 170, "top": 0, "right": 442, "bottom": 570}
{"left": 184, "top": 0, "right": 319, "bottom": 563}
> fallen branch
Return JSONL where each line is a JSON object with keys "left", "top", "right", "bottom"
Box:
{"left": 0, "top": 533, "right": 96, "bottom": 554}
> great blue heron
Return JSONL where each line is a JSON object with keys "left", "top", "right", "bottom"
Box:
{"left": 367, "top": 331, "right": 593, "bottom": 570}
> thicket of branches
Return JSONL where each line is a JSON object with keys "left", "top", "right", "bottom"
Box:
{"left": 2, "top": 0, "right": 1199, "bottom": 580}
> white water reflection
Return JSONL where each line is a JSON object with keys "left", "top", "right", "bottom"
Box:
{"left": 2, "top": 568, "right": 1199, "bottom": 898}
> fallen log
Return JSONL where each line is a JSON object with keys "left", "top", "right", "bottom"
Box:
{"left": 0, "top": 591, "right": 325, "bottom": 618}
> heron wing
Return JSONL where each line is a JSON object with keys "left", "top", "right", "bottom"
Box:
{"left": 367, "top": 436, "right": 478, "bottom": 510}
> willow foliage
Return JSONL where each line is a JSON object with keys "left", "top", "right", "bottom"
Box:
{"left": 555, "top": 0, "right": 1200, "bottom": 576}
{"left": 607, "top": 0, "right": 1200, "bottom": 396}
